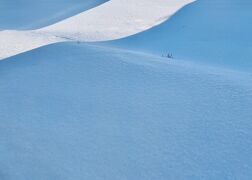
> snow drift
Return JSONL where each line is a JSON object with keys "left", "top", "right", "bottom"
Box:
{"left": 105, "top": 0, "right": 252, "bottom": 71}
{"left": 0, "top": 42, "right": 252, "bottom": 179}
{"left": 1, "top": 1, "right": 252, "bottom": 179}
{"left": 0, "top": 0, "right": 193, "bottom": 60}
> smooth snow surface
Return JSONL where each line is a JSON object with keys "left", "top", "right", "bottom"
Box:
{"left": 0, "top": 0, "right": 108, "bottom": 30}
{"left": 0, "top": 43, "right": 252, "bottom": 180}
{"left": 0, "top": 0, "right": 193, "bottom": 60}
{"left": 1, "top": 1, "right": 252, "bottom": 179}
{"left": 38, "top": 0, "right": 194, "bottom": 41}
{"left": 105, "top": 0, "right": 252, "bottom": 71}
{"left": 0, "top": 31, "right": 63, "bottom": 59}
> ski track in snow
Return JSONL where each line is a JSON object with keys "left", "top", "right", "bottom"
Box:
{"left": 0, "top": 0, "right": 194, "bottom": 60}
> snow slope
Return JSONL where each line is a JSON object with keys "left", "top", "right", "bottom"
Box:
{"left": 0, "top": 42, "right": 252, "bottom": 180}
{"left": 0, "top": 0, "right": 193, "bottom": 60}
{"left": 1, "top": 1, "right": 252, "bottom": 179}
{"left": 0, "top": 0, "right": 108, "bottom": 30}
{"left": 0, "top": 31, "right": 63, "bottom": 60}
{"left": 38, "top": 0, "right": 194, "bottom": 41}
{"left": 105, "top": 0, "right": 252, "bottom": 71}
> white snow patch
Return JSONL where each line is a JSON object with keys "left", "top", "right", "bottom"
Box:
{"left": 38, "top": 0, "right": 194, "bottom": 41}
{"left": 0, "top": 31, "right": 63, "bottom": 59}
{"left": 0, "top": 0, "right": 194, "bottom": 60}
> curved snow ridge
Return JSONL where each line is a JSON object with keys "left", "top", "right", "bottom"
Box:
{"left": 38, "top": 0, "right": 195, "bottom": 41}
{"left": 0, "top": 0, "right": 194, "bottom": 60}
{"left": 0, "top": 31, "right": 64, "bottom": 60}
